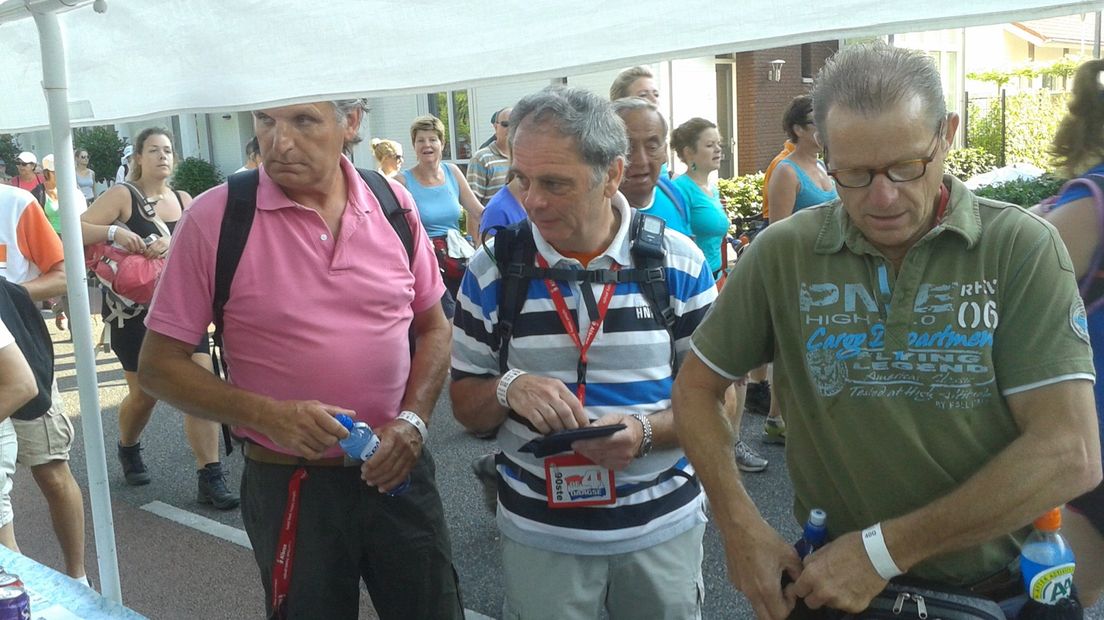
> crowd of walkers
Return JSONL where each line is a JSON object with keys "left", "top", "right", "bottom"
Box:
{"left": 0, "top": 43, "right": 1102, "bottom": 620}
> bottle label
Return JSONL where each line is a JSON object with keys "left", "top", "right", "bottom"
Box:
{"left": 1028, "top": 562, "right": 1075, "bottom": 604}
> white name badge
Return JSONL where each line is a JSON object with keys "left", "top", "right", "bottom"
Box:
{"left": 544, "top": 452, "right": 616, "bottom": 508}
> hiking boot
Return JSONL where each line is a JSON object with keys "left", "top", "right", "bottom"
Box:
{"left": 735, "top": 440, "right": 769, "bottom": 473}
{"left": 744, "top": 380, "right": 771, "bottom": 416}
{"left": 471, "top": 452, "right": 499, "bottom": 515}
{"left": 117, "top": 442, "right": 151, "bottom": 486}
{"left": 197, "top": 462, "right": 240, "bottom": 510}
{"left": 763, "top": 416, "right": 787, "bottom": 445}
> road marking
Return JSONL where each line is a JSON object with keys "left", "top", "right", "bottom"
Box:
{"left": 140, "top": 501, "right": 253, "bottom": 549}
{"left": 141, "top": 501, "right": 495, "bottom": 619}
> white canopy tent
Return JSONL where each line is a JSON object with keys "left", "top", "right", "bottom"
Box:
{"left": 0, "top": 0, "right": 1099, "bottom": 608}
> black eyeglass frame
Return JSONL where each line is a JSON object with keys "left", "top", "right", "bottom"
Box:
{"left": 826, "top": 121, "right": 945, "bottom": 189}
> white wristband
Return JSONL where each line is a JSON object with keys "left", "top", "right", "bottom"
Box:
{"left": 862, "top": 523, "right": 904, "bottom": 580}
{"left": 107, "top": 224, "right": 118, "bottom": 243}
{"left": 496, "top": 369, "right": 526, "bottom": 409}
{"left": 396, "top": 410, "right": 427, "bottom": 443}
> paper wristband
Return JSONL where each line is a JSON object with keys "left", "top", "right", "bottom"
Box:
{"left": 862, "top": 523, "right": 904, "bottom": 580}
{"left": 496, "top": 369, "right": 526, "bottom": 409}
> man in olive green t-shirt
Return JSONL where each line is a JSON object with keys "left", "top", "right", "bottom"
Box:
{"left": 673, "top": 44, "right": 1102, "bottom": 619}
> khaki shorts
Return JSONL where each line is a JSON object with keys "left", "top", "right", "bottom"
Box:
{"left": 502, "top": 523, "right": 706, "bottom": 620}
{"left": 0, "top": 419, "right": 17, "bottom": 527}
{"left": 12, "top": 383, "right": 73, "bottom": 467}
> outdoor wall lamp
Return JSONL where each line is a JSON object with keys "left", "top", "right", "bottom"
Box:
{"left": 769, "top": 59, "right": 786, "bottom": 82}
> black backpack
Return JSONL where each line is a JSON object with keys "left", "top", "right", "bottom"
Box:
{"left": 489, "top": 211, "right": 676, "bottom": 374}
{"left": 213, "top": 168, "right": 415, "bottom": 453}
{"left": 0, "top": 277, "right": 54, "bottom": 420}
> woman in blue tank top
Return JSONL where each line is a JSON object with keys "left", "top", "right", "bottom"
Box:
{"left": 395, "top": 115, "right": 484, "bottom": 299}
{"left": 766, "top": 95, "right": 837, "bottom": 222}
{"left": 1036, "top": 59, "right": 1104, "bottom": 605}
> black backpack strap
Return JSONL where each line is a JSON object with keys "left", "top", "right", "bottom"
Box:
{"left": 629, "top": 210, "right": 675, "bottom": 332}
{"left": 212, "top": 169, "right": 260, "bottom": 454}
{"left": 357, "top": 168, "right": 414, "bottom": 265}
{"left": 492, "top": 221, "right": 537, "bottom": 374}
{"left": 0, "top": 276, "right": 54, "bottom": 420}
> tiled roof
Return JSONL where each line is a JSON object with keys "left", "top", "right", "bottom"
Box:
{"left": 1013, "top": 14, "right": 1099, "bottom": 46}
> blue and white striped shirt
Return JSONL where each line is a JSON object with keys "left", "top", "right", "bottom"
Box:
{"left": 451, "top": 200, "right": 717, "bottom": 555}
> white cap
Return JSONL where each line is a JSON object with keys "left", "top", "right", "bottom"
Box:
{"left": 15, "top": 151, "right": 36, "bottom": 165}
{"left": 121, "top": 144, "right": 133, "bottom": 164}
{"left": 41, "top": 154, "right": 55, "bottom": 172}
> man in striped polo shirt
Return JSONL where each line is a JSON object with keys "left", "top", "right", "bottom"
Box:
{"left": 451, "top": 86, "right": 716, "bottom": 619}
{"left": 466, "top": 107, "right": 512, "bottom": 205}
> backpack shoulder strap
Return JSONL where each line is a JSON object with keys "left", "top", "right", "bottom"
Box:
{"left": 656, "top": 176, "right": 689, "bottom": 225}
{"left": 213, "top": 170, "right": 260, "bottom": 352}
{"left": 120, "top": 181, "right": 172, "bottom": 239}
{"left": 629, "top": 210, "right": 675, "bottom": 331}
{"left": 492, "top": 221, "right": 537, "bottom": 374}
{"left": 357, "top": 168, "right": 415, "bottom": 265}
{"left": 0, "top": 276, "right": 53, "bottom": 420}
{"left": 1066, "top": 174, "right": 1104, "bottom": 311}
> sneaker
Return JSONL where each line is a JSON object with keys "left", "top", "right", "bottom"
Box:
{"left": 471, "top": 452, "right": 499, "bottom": 515}
{"left": 197, "top": 462, "right": 240, "bottom": 510}
{"left": 763, "top": 417, "right": 787, "bottom": 444}
{"left": 744, "top": 380, "right": 771, "bottom": 416}
{"left": 117, "top": 442, "right": 151, "bottom": 486}
{"left": 734, "top": 440, "right": 769, "bottom": 472}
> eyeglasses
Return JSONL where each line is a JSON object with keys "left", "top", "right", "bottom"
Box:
{"left": 497, "top": 121, "right": 510, "bottom": 128}
{"left": 394, "top": 154, "right": 404, "bottom": 161}
{"left": 16, "top": 162, "right": 32, "bottom": 167}
{"left": 827, "top": 123, "right": 944, "bottom": 189}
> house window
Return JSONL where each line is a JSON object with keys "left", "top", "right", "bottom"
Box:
{"left": 801, "top": 44, "right": 813, "bottom": 80}
{"left": 426, "top": 90, "right": 473, "bottom": 162}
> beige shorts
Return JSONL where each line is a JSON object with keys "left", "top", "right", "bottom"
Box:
{"left": 0, "top": 419, "right": 16, "bottom": 527}
{"left": 11, "top": 383, "right": 73, "bottom": 467}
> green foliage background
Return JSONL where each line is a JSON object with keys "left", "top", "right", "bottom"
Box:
{"left": 945, "top": 148, "right": 996, "bottom": 181}
{"left": 74, "top": 126, "right": 127, "bottom": 184}
{"left": 0, "top": 134, "right": 21, "bottom": 178}
{"left": 967, "top": 91, "right": 1067, "bottom": 170}
{"left": 973, "top": 176, "right": 1065, "bottom": 207}
{"left": 172, "top": 157, "right": 224, "bottom": 197}
{"left": 718, "top": 172, "right": 765, "bottom": 221}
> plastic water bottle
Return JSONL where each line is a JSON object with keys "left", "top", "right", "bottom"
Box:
{"left": 335, "top": 414, "right": 409, "bottom": 496}
{"left": 794, "top": 508, "right": 827, "bottom": 559}
{"left": 1020, "top": 508, "right": 1076, "bottom": 605}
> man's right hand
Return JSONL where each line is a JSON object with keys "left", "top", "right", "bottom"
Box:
{"left": 723, "top": 520, "right": 803, "bottom": 620}
{"left": 258, "top": 400, "right": 349, "bottom": 459}
{"left": 505, "top": 374, "right": 589, "bottom": 434}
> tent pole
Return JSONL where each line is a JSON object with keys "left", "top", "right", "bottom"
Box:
{"left": 31, "top": 8, "right": 123, "bottom": 605}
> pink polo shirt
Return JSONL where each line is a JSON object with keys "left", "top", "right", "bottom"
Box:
{"left": 146, "top": 156, "right": 445, "bottom": 455}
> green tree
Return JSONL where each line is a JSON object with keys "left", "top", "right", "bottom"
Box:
{"left": 73, "top": 126, "right": 127, "bottom": 184}
{"left": 967, "top": 91, "right": 1067, "bottom": 170}
{"left": 0, "top": 134, "right": 21, "bottom": 178}
{"left": 171, "top": 157, "right": 224, "bottom": 197}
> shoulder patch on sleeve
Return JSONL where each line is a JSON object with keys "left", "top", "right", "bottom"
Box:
{"left": 1070, "top": 297, "right": 1090, "bottom": 344}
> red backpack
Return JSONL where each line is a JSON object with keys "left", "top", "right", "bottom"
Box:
{"left": 84, "top": 182, "right": 171, "bottom": 325}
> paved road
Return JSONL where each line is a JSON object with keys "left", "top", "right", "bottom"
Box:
{"left": 9, "top": 320, "right": 1104, "bottom": 618}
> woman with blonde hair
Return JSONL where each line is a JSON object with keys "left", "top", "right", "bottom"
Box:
{"left": 370, "top": 138, "right": 404, "bottom": 178}
{"left": 610, "top": 65, "right": 659, "bottom": 103}
{"left": 395, "top": 115, "right": 483, "bottom": 302}
{"left": 80, "top": 127, "right": 238, "bottom": 509}
{"left": 1036, "top": 59, "right": 1104, "bottom": 605}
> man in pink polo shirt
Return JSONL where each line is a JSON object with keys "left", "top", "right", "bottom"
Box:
{"left": 138, "top": 99, "right": 461, "bottom": 619}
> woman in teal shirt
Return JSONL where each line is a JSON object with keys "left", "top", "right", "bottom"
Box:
{"left": 671, "top": 118, "right": 731, "bottom": 277}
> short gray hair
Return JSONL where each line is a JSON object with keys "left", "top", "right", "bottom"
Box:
{"left": 509, "top": 86, "right": 627, "bottom": 186}
{"left": 811, "top": 43, "right": 945, "bottom": 150}
{"left": 331, "top": 99, "right": 367, "bottom": 148}
{"left": 610, "top": 97, "right": 668, "bottom": 137}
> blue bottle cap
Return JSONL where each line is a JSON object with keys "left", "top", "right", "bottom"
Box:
{"left": 334, "top": 414, "right": 355, "bottom": 430}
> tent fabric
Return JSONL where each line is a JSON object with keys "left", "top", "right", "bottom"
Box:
{"left": 0, "top": 0, "right": 1099, "bottom": 132}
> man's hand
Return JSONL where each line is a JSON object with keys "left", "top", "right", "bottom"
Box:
{"left": 792, "top": 531, "right": 887, "bottom": 613}
{"left": 724, "top": 520, "right": 803, "bottom": 620}
{"left": 571, "top": 414, "right": 641, "bottom": 471}
{"left": 256, "top": 400, "right": 348, "bottom": 460}
{"left": 506, "top": 374, "right": 588, "bottom": 433}
{"left": 362, "top": 418, "right": 423, "bottom": 492}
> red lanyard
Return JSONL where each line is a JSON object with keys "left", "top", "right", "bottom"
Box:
{"left": 535, "top": 254, "right": 619, "bottom": 406}
{"left": 271, "top": 467, "right": 308, "bottom": 619}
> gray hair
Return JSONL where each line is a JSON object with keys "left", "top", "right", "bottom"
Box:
{"left": 509, "top": 86, "right": 628, "bottom": 186}
{"left": 610, "top": 97, "right": 669, "bottom": 137}
{"left": 332, "top": 99, "right": 367, "bottom": 148}
{"left": 811, "top": 43, "right": 946, "bottom": 150}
